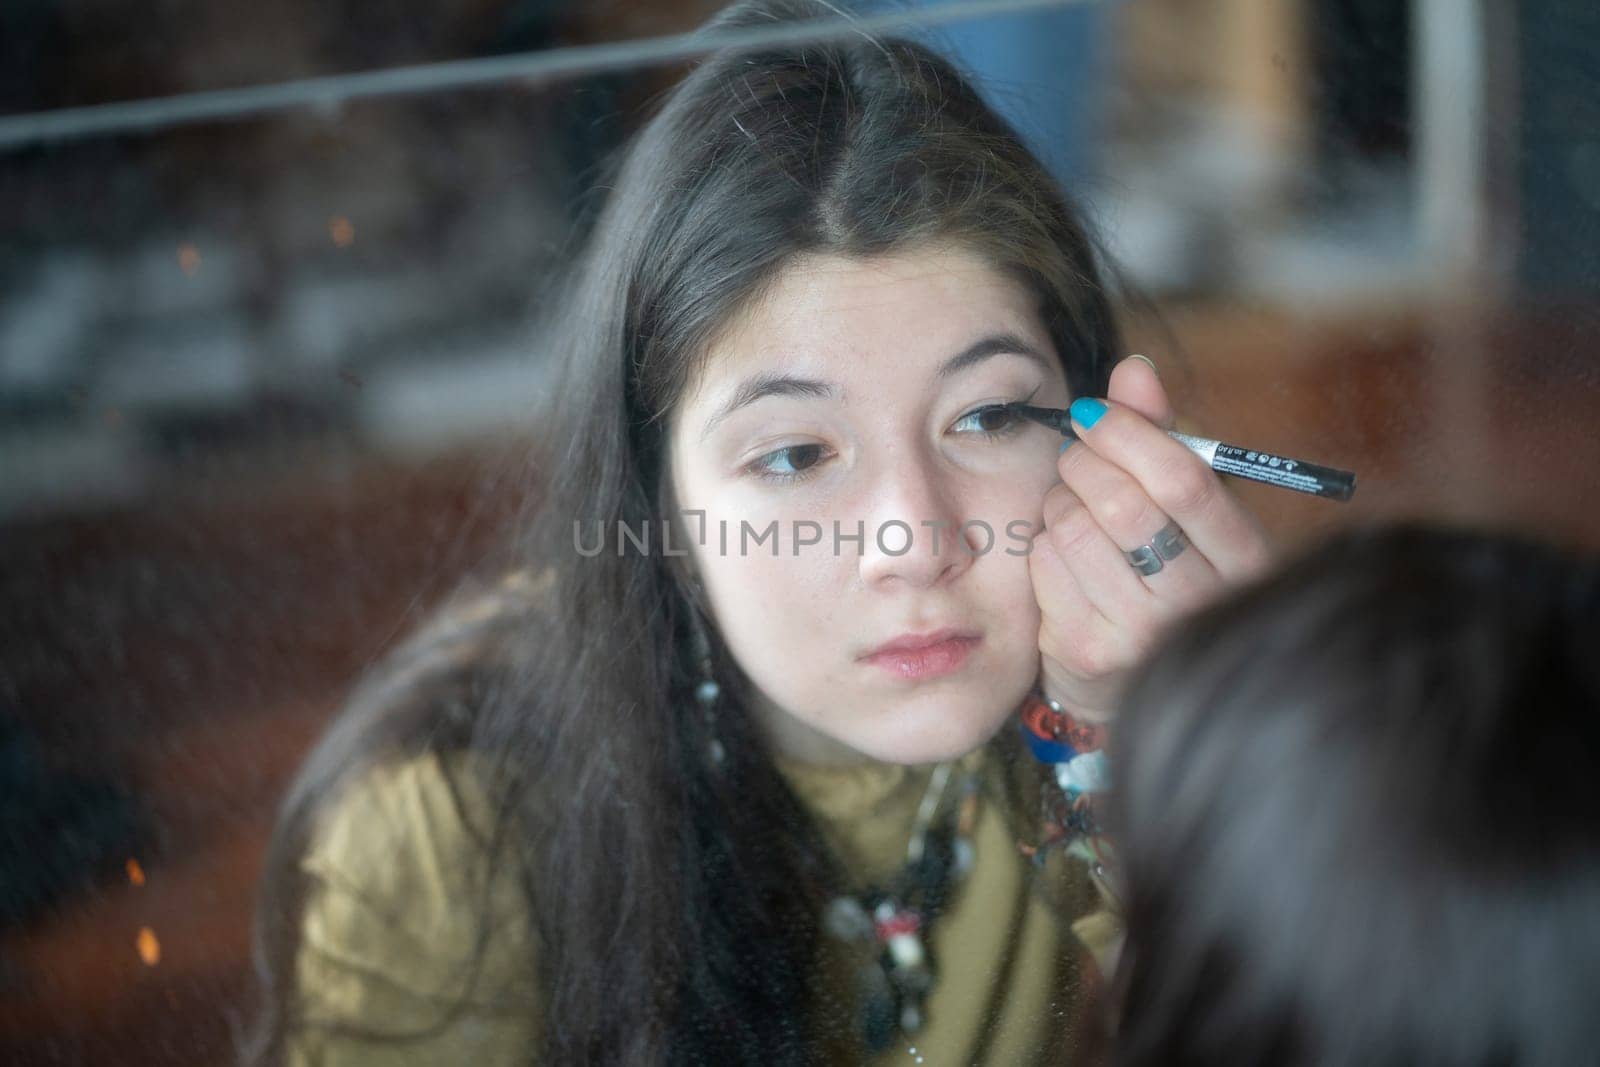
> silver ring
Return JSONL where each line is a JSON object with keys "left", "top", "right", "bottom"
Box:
{"left": 1125, "top": 521, "right": 1188, "bottom": 576}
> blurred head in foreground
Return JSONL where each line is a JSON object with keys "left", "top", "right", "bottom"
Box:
{"left": 1110, "top": 523, "right": 1600, "bottom": 1067}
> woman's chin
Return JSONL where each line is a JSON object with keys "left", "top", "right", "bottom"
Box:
{"left": 845, "top": 691, "right": 1025, "bottom": 766}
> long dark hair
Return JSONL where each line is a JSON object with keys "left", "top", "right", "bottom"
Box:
{"left": 1109, "top": 524, "right": 1600, "bottom": 1067}
{"left": 247, "top": 1, "right": 1121, "bottom": 1062}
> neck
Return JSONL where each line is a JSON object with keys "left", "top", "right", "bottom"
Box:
{"left": 753, "top": 691, "right": 877, "bottom": 767}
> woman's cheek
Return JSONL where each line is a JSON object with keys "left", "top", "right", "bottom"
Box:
{"left": 961, "top": 470, "right": 1052, "bottom": 546}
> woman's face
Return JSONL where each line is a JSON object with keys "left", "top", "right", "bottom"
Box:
{"left": 668, "top": 243, "right": 1073, "bottom": 765}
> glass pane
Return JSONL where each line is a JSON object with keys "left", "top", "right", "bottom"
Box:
{"left": 2, "top": 1, "right": 1595, "bottom": 1063}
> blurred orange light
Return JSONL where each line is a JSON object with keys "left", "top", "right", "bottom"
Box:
{"left": 177, "top": 243, "right": 200, "bottom": 276}
{"left": 126, "top": 858, "right": 145, "bottom": 886}
{"left": 330, "top": 216, "right": 355, "bottom": 247}
{"left": 137, "top": 927, "right": 160, "bottom": 966}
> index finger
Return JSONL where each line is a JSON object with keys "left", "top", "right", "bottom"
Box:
{"left": 1064, "top": 397, "right": 1269, "bottom": 580}
{"left": 1104, "top": 354, "right": 1174, "bottom": 429}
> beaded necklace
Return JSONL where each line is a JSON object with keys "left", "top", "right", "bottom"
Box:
{"left": 820, "top": 760, "right": 982, "bottom": 1054}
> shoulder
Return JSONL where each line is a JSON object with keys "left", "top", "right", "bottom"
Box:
{"left": 302, "top": 749, "right": 508, "bottom": 918}
{"left": 296, "top": 748, "right": 539, "bottom": 1020}
{"left": 296, "top": 565, "right": 559, "bottom": 991}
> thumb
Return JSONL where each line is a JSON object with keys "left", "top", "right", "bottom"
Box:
{"left": 1104, "top": 354, "right": 1174, "bottom": 429}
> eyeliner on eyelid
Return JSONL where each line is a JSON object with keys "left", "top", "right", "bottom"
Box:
{"left": 743, "top": 389, "right": 1042, "bottom": 485}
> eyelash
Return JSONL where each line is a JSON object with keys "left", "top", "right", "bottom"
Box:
{"left": 745, "top": 386, "right": 1041, "bottom": 485}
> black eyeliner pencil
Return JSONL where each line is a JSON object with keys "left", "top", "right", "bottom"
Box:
{"left": 1003, "top": 403, "right": 1357, "bottom": 502}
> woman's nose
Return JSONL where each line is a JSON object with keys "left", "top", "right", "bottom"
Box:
{"left": 856, "top": 452, "right": 976, "bottom": 590}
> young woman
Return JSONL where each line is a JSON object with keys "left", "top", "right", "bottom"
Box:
{"left": 246, "top": 2, "right": 1269, "bottom": 1063}
{"left": 1109, "top": 524, "right": 1600, "bottom": 1067}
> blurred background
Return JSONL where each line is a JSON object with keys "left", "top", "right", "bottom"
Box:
{"left": 1, "top": 0, "right": 1595, "bottom": 1062}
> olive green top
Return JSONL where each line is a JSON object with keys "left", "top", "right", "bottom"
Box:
{"left": 286, "top": 741, "right": 1121, "bottom": 1065}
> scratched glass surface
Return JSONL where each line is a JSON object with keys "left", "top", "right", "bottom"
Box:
{"left": 1, "top": 2, "right": 1595, "bottom": 1063}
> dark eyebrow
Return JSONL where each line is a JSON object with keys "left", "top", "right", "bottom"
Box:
{"left": 938, "top": 333, "right": 1052, "bottom": 378}
{"left": 699, "top": 332, "right": 1050, "bottom": 441}
{"left": 701, "top": 373, "right": 836, "bottom": 440}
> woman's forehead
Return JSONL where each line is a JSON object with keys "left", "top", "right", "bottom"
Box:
{"left": 684, "top": 244, "right": 1050, "bottom": 397}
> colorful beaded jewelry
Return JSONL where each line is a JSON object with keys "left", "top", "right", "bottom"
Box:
{"left": 1017, "top": 691, "right": 1114, "bottom": 873}
{"left": 822, "top": 762, "right": 981, "bottom": 1053}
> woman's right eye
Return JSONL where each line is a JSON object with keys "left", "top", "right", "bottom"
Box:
{"left": 747, "top": 444, "right": 830, "bottom": 483}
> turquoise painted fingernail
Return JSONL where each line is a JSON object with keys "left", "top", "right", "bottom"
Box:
{"left": 1059, "top": 438, "right": 1073, "bottom": 453}
{"left": 1070, "top": 397, "right": 1108, "bottom": 429}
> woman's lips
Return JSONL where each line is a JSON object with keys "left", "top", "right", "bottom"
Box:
{"left": 860, "top": 629, "right": 981, "bottom": 681}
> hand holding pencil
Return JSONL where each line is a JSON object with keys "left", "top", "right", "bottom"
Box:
{"left": 1026, "top": 355, "right": 1278, "bottom": 723}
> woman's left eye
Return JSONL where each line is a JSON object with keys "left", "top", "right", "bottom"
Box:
{"left": 951, "top": 403, "right": 1026, "bottom": 438}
